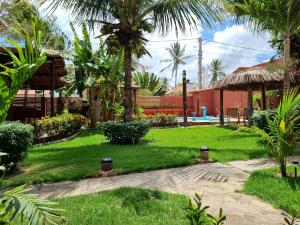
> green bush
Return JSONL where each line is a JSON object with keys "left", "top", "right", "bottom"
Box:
{"left": 32, "top": 113, "right": 87, "bottom": 144}
{"left": 0, "top": 122, "right": 33, "bottom": 169}
{"left": 102, "top": 120, "right": 150, "bottom": 144}
{"left": 252, "top": 110, "right": 276, "bottom": 132}
{"left": 147, "top": 114, "right": 178, "bottom": 127}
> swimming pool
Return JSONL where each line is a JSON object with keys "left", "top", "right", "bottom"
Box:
{"left": 176, "top": 116, "right": 224, "bottom": 122}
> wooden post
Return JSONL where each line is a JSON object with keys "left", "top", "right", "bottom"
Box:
{"left": 182, "top": 70, "right": 188, "bottom": 127}
{"left": 51, "top": 61, "right": 55, "bottom": 117}
{"left": 261, "top": 84, "right": 266, "bottom": 110}
{"left": 220, "top": 89, "right": 224, "bottom": 126}
{"left": 41, "top": 97, "right": 46, "bottom": 116}
{"left": 247, "top": 86, "right": 254, "bottom": 126}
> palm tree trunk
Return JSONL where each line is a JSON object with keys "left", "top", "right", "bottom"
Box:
{"left": 283, "top": 34, "right": 291, "bottom": 92}
{"left": 123, "top": 45, "right": 133, "bottom": 122}
{"left": 280, "top": 159, "right": 287, "bottom": 177}
{"left": 175, "top": 69, "right": 178, "bottom": 87}
{"left": 88, "top": 88, "right": 97, "bottom": 128}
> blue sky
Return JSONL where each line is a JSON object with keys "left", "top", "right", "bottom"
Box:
{"left": 38, "top": 6, "right": 278, "bottom": 88}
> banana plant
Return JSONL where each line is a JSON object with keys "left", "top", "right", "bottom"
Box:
{"left": 0, "top": 22, "right": 47, "bottom": 123}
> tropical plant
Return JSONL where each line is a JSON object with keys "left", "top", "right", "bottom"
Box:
{"left": 227, "top": 0, "right": 300, "bottom": 91}
{"left": 208, "top": 59, "right": 225, "bottom": 86}
{"left": 0, "top": 22, "right": 47, "bottom": 123}
{"left": 0, "top": 0, "right": 69, "bottom": 50}
{"left": 38, "top": 0, "right": 225, "bottom": 122}
{"left": 254, "top": 88, "right": 300, "bottom": 177}
{"left": 184, "top": 193, "right": 226, "bottom": 225}
{"left": 65, "top": 24, "right": 124, "bottom": 125}
{"left": 133, "top": 71, "right": 168, "bottom": 96}
{"left": 160, "top": 42, "right": 192, "bottom": 87}
{"left": 0, "top": 154, "right": 66, "bottom": 225}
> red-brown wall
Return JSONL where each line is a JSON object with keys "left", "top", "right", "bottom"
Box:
{"left": 137, "top": 88, "right": 249, "bottom": 117}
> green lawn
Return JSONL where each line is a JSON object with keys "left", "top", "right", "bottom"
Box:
{"left": 244, "top": 167, "right": 300, "bottom": 217}
{"left": 56, "top": 188, "right": 189, "bottom": 225}
{"left": 3, "top": 126, "right": 266, "bottom": 187}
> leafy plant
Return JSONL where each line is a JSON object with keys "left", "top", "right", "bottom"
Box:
{"left": 252, "top": 110, "right": 276, "bottom": 132}
{"left": 0, "top": 154, "right": 66, "bottom": 225}
{"left": 184, "top": 193, "right": 226, "bottom": 225}
{"left": 102, "top": 120, "right": 149, "bottom": 144}
{"left": 31, "top": 113, "right": 87, "bottom": 144}
{"left": 66, "top": 23, "right": 124, "bottom": 126}
{"left": 0, "top": 22, "right": 47, "bottom": 123}
{"left": 0, "top": 122, "right": 33, "bottom": 171}
{"left": 147, "top": 114, "right": 178, "bottom": 127}
{"left": 133, "top": 71, "right": 168, "bottom": 96}
{"left": 40, "top": 0, "right": 225, "bottom": 122}
{"left": 254, "top": 88, "right": 300, "bottom": 177}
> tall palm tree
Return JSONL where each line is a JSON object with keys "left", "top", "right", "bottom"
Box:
{"left": 208, "top": 59, "right": 225, "bottom": 86}
{"left": 160, "top": 42, "right": 191, "bottom": 87}
{"left": 37, "top": 0, "right": 225, "bottom": 122}
{"left": 226, "top": 0, "right": 300, "bottom": 91}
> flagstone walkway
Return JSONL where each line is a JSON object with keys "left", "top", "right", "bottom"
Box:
{"left": 31, "top": 157, "right": 300, "bottom": 225}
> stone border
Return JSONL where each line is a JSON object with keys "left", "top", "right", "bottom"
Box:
{"left": 33, "top": 131, "right": 81, "bottom": 147}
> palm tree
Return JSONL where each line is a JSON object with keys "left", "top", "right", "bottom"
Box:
{"left": 254, "top": 88, "right": 300, "bottom": 177}
{"left": 160, "top": 42, "right": 191, "bottom": 87}
{"left": 226, "top": 0, "right": 300, "bottom": 91}
{"left": 208, "top": 59, "right": 225, "bottom": 86}
{"left": 37, "top": 0, "right": 225, "bottom": 122}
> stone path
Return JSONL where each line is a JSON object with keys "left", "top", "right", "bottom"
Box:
{"left": 30, "top": 157, "right": 300, "bottom": 225}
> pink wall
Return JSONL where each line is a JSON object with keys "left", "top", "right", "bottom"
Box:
{"left": 138, "top": 88, "right": 248, "bottom": 117}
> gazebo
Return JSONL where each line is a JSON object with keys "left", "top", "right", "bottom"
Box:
{"left": 214, "top": 67, "right": 300, "bottom": 126}
{"left": 0, "top": 48, "right": 67, "bottom": 120}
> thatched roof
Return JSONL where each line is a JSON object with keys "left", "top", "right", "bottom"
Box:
{"left": 0, "top": 47, "right": 67, "bottom": 90}
{"left": 214, "top": 67, "right": 300, "bottom": 90}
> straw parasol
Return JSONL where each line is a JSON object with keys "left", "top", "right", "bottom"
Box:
{"left": 214, "top": 67, "right": 299, "bottom": 90}
{"left": 213, "top": 67, "right": 300, "bottom": 126}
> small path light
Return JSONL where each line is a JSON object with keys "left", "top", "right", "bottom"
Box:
{"left": 200, "top": 146, "right": 209, "bottom": 161}
{"left": 101, "top": 157, "right": 113, "bottom": 172}
{"left": 292, "top": 161, "right": 299, "bottom": 177}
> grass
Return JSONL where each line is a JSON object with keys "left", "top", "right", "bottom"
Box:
{"left": 3, "top": 126, "right": 266, "bottom": 187}
{"left": 244, "top": 166, "right": 300, "bottom": 217}
{"left": 14, "top": 187, "right": 189, "bottom": 225}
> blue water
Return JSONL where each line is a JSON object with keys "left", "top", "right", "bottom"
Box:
{"left": 177, "top": 116, "right": 221, "bottom": 122}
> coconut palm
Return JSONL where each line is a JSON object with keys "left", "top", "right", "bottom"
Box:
{"left": 160, "top": 42, "right": 192, "bottom": 87}
{"left": 37, "top": 0, "right": 225, "bottom": 122}
{"left": 208, "top": 59, "right": 225, "bottom": 86}
{"left": 226, "top": 0, "right": 300, "bottom": 91}
{"left": 254, "top": 88, "right": 300, "bottom": 177}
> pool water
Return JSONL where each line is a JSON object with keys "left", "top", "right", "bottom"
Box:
{"left": 176, "top": 116, "right": 222, "bottom": 122}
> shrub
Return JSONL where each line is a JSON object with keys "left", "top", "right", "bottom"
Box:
{"left": 32, "top": 113, "right": 87, "bottom": 144}
{"left": 252, "top": 110, "right": 276, "bottom": 132}
{"left": 102, "top": 120, "right": 150, "bottom": 144}
{"left": 147, "top": 114, "right": 178, "bottom": 127}
{"left": 0, "top": 122, "right": 33, "bottom": 169}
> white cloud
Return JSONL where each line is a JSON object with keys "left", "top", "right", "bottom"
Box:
{"left": 39, "top": 5, "right": 276, "bottom": 88}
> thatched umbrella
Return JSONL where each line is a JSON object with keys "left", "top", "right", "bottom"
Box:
{"left": 214, "top": 67, "right": 299, "bottom": 126}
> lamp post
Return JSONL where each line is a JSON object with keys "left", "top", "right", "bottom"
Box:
{"left": 182, "top": 70, "right": 188, "bottom": 127}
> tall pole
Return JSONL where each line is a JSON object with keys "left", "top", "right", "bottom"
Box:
{"left": 183, "top": 70, "right": 188, "bottom": 127}
{"left": 198, "top": 37, "right": 203, "bottom": 90}
{"left": 220, "top": 89, "right": 224, "bottom": 126}
{"left": 247, "top": 86, "right": 254, "bottom": 126}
